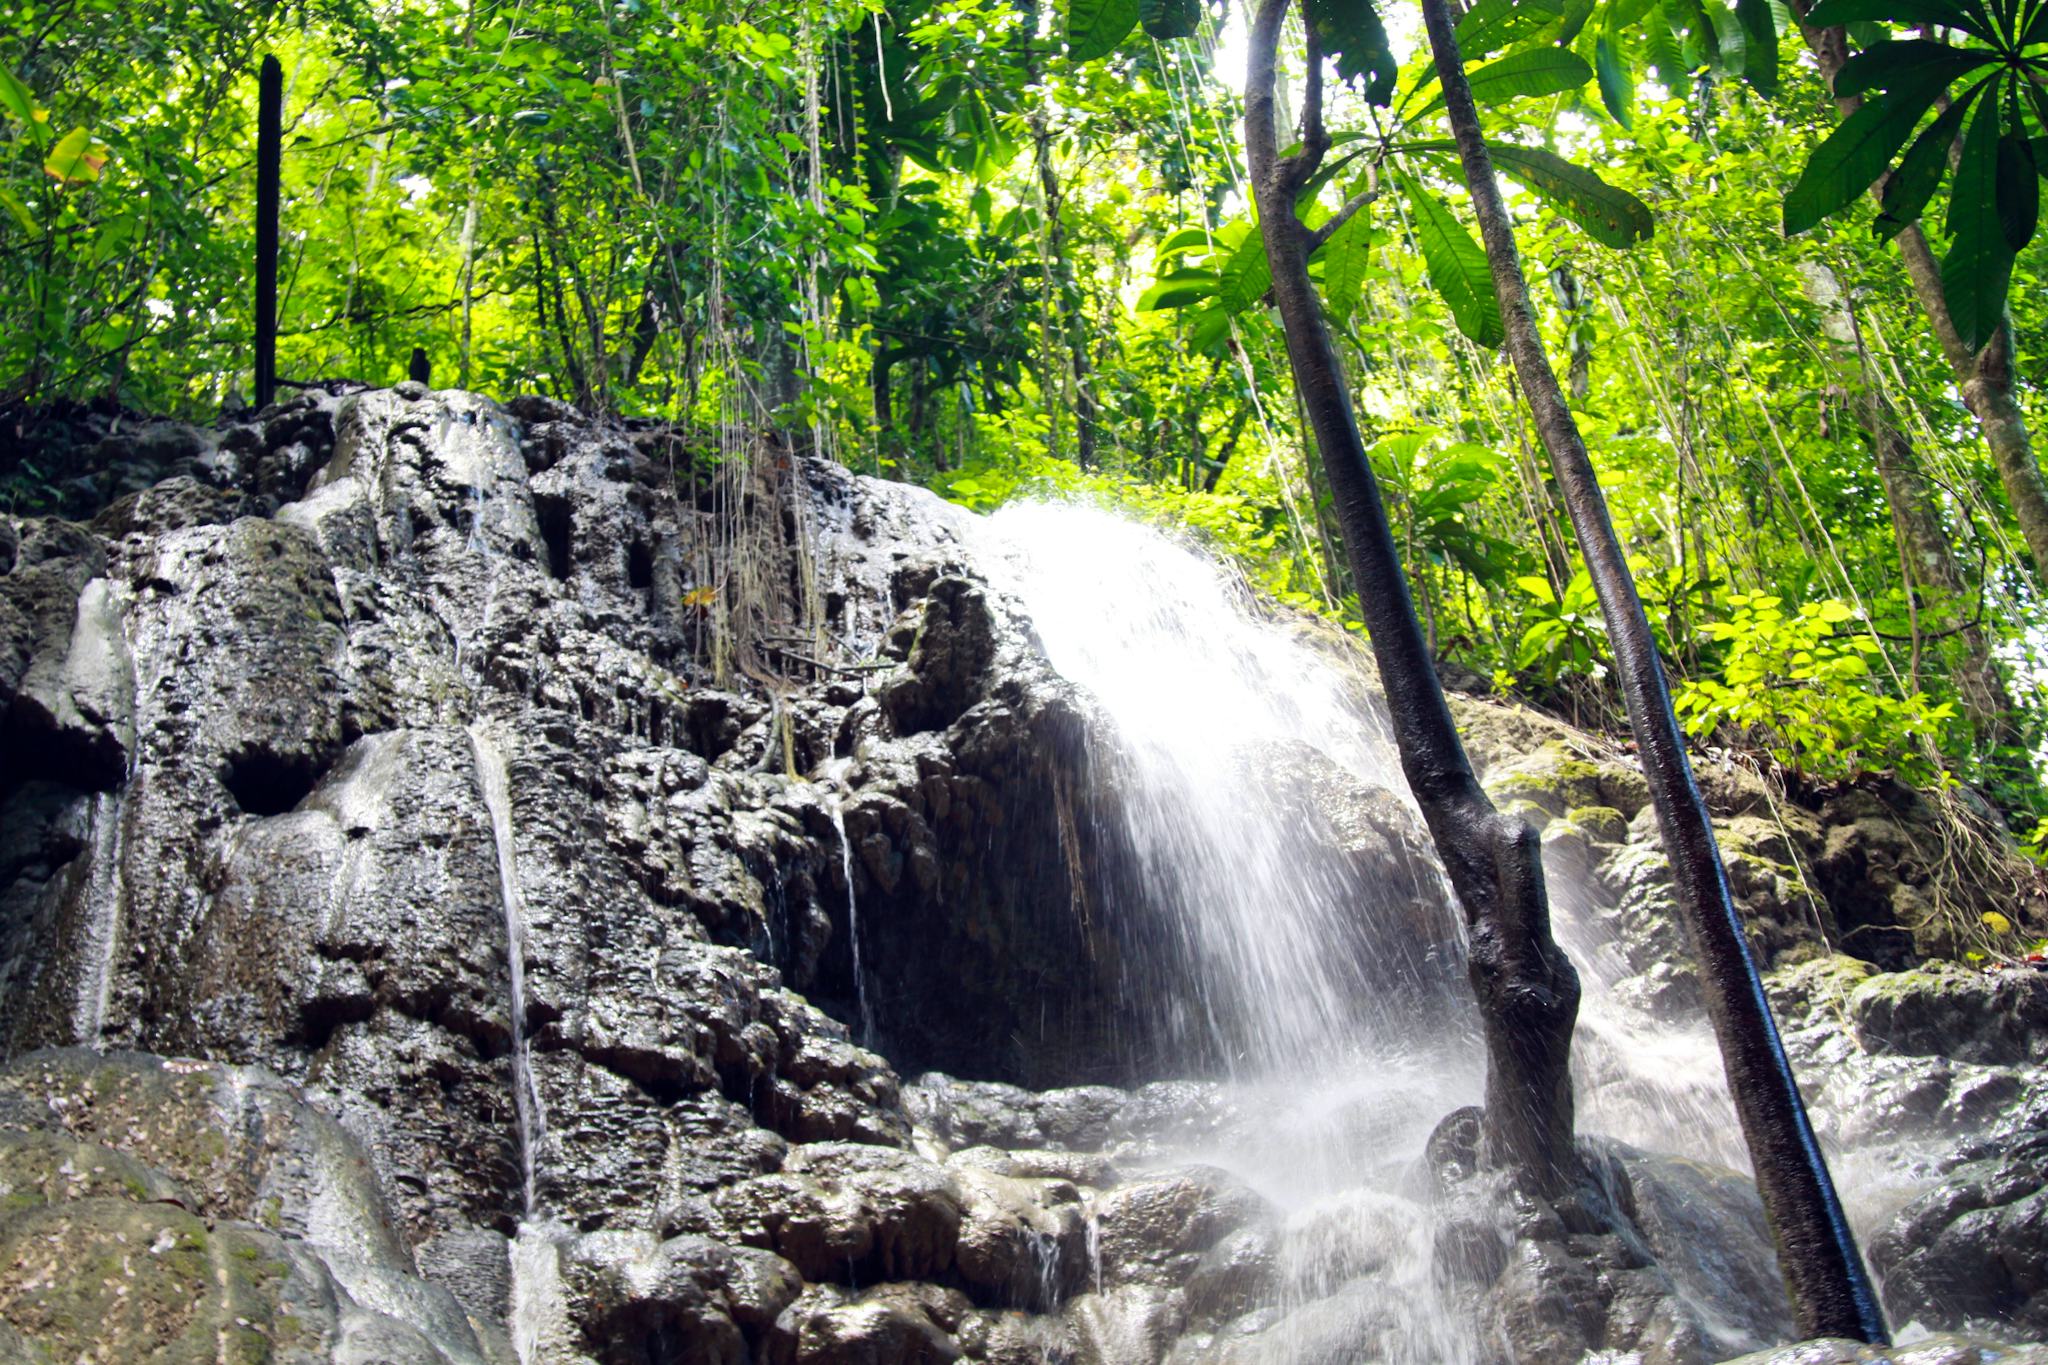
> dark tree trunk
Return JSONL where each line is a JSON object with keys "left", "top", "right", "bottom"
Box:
{"left": 1245, "top": 0, "right": 1580, "bottom": 1197}
{"left": 1419, "top": 0, "right": 1887, "bottom": 1342}
{"left": 254, "top": 55, "right": 282, "bottom": 411}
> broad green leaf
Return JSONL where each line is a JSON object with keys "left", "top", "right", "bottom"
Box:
{"left": 1065, "top": 0, "right": 1141, "bottom": 63}
{"left": 1489, "top": 145, "right": 1654, "bottom": 247}
{"left": 1642, "top": 5, "right": 1687, "bottom": 88}
{"left": 1594, "top": 37, "right": 1634, "bottom": 127}
{"left": 1466, "top": 47, "right": 1593, "bottom": 103}
{"left": 1942, "top": 95, "right": 2015, "bottom": 352}
{"left": 1304, "top": 0, "right": 1399, "bottom": 103}
{"left": 1220, "top": 226, "right": 1273, "bottom": 313}
{"left": 1832, "top": 39, "right": 1990, "bottom": 98}
{"left": 1874, "top": 78, "right": 1984, "bottom": 238}
{"left": 0, "top": 68, "right": 35, "bottom": 127}
{"left": 1733, "top": 0, "right": 1776, "bottom": 94}
{"left": 1783, "top": 66, "right": 1954, "bottom": 234}
{"left": 1138, "top": 267, "right": 1219, "bottom": 310}
{"left": 1403, "top": 175, "right": 1504, "bottom": 349}
{"left": 43, "top": 127, "right": 105, "bottom": 186}
{"left": 1454, "top": 0, "right": 1565, "bottom": 57}
{"left": 1159, "top": 226, "right": 1216, "bottom": 256}
{"left": 1800, "top": 0, "right": 1994, "bottom": 40}
{"left": 0, "top": 186, "right": 35, "bottom": 237}
{"left": 1319, "top": 210, "right": 1374, "bottom": 320}
{"left": 1140, "top": 0, "right": 1201, "bottom": 39}
{"left": 1558, "top": 0, "right": 1597, "bottom": 43}
{"left": 1995, "top": 130, "right": 2038, "bottom": 252}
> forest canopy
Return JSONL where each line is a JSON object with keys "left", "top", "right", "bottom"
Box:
{"left": 2, "top": 0, "right": 2045, "bottom": 847}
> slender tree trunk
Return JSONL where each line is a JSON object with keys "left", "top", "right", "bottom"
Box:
{"left": 254, "top": 55, "right": 282, "bottom": 411}
{"left": 1787, "top": 2, "right": 2048, "bottom": 591}
{"left": 1420, "top": 0, "right": 1887, "bottom": 1342}
{"left": 1032, "top": 113, "right": 1098, "bottom": 468}
{"left": 1802, "top": 265, "right": 2013, "bottom": 743}
{"left": 1246, "top": 0, "right": 1580, "bottom": 1197}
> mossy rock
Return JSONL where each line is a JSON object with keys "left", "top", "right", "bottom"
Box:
{"left": 0, "top": 1128, "right": 192, "bottom": 1213}
{"left": 1481, "top": 742, "right": 1649, "bottom": 821}
{"left": 1846, "top": 961, "right": 2048, "bottom": 1066}
{"left": 1563, "top": 805, "right": 1627, "bottom": 844}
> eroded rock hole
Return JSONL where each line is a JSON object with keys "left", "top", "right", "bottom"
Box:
{"left": 534, "top": 493, "right": 573, "bottom": 580}
{"left": 220, "top": 747, "right": 326, "bottom": 816}
{"left": 627, "top": 538, "right": 653, "bottom": 591}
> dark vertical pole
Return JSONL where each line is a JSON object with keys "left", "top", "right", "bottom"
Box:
{"left": 255, "top": 55, "right": 282, "bottom": 411}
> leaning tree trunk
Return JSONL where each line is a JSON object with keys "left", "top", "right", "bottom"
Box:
{"left": 1246, "top": 0, "right": 1581, "bottom": 1197}
{"left": 1419, "top": 0, "right": 1887, "bottom": 1342}
{"left": 1787, "top": 1, "right": 2048, "bottom": 593}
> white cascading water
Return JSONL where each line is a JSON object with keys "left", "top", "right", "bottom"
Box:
{"left": 982, "top": 502, "right": 1494, "bottom": 1360}
{"left": 71, "top": 789, "right": 127, "bottom": 1047}
{"left": 975, "top": 501, "right": 1776, "bottom": 1361}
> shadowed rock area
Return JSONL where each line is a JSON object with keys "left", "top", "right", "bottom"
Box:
{"left": 2, "top": 386, "right": 2046, "bottom": 1363}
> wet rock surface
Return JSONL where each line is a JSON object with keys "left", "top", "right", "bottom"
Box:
{"left": 2, "top": 388, "right": 2045, "bottom": 1362}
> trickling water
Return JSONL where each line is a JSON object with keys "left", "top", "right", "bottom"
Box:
{"left": 819, "top": 758, "right": 874, "bottom": 1046}
{"left": 468, "top": 724, "right": 543, "bottom": 1215}
{"left": 72, "top": 791, "right": 126, "bottom": 1048}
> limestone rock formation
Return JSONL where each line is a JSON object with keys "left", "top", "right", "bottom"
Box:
{"left": 2, "top": 386, "right": 2045, "bottom": 1362}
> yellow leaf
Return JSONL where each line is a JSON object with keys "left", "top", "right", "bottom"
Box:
{"left": 1982, "top": 911, "right": 2014, "bottom": 935}
{"left": 43, "top": 126, "right": 107, "bottom": 186}
{"left": 682, "top": 585, "right": 718, "bottom": 608}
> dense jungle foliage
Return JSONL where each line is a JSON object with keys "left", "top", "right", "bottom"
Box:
{"left": 2, "top": 0, "right": 2045, "bottom": 845}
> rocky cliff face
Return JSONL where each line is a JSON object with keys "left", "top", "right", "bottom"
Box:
{"left": 1, "top": 387, "right": 2045, "bottom": 1364}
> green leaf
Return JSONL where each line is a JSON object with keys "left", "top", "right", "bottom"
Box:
{"left": 0, "top": 186, "right": 36, "bottom": 237}
{"left": 1594, "top": 37, "right": 1633, "bottom": 128}
{"left": 1942, "top": 94, "right": 2016, "bottom": 352}
{"left": 1454, "top": 0, "right": 1566, "bottom": 57}
{"left": 1304, "top": 0, "right": 1399, "bottom": 104}
{"left": 1158, "top": 226, "right": 1217, "bottom": 256}
{"left": 1319, "top": 210, "right": 1374, "bottom": 320}
{"left": 1800, "top": 0, "right": 1994, "bottom": 40}
{"left": 1874, "top": 78, "right": 1984, "bottom": 238}
{"left": 1996, "top": 130, "right": 2038, "bottom": 252}
{"left": 1065, "top": 0, "right": 1141, "bottom": 63}
{"left": 1733, "top": 0, "right": 1777, "bottom": 94}
{"left": 1783, "top": 66, "right": 1955, "bottom": 234}
{"left": 0, "top": 68, "right": 35, "bottom": 126}
{"left": 1832, "top": 39, "right": 1991, "bottom": 98}
{"left": 42, "top": 126, "right": 105, "bottom": 186}
{"left": 1402, "top": 175, "right": 1504, "bottom": 349}
{"left": 1220, "top": 226, "right": 1273, "bottom": 313}
{"left": 1489, "top": 145, "right": 1654, "bottom": 246}
{"left": 1138, "top": 267, "right": 1219, "bottom": 310}
{"left": 1465, "top": 47, "right": 1593, "bottom": 103}
{"left": 1139, "top": 0, "right": 1201, "bottom": 39}
{"left": 1642, "top": 5, "right": 1687, "bottom": 87}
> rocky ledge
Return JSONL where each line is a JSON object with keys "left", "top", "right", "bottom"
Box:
{"left": 2, "top": 386, "right": 2045, "bottom": 1362}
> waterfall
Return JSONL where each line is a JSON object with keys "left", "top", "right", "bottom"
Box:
{"left": 467, "top": 723, "right": 543, "bottom": 1213}
{"left": 982, "top": 502, "right": 1488, "bottom": 1360}
{"left": 71, "top": 790, "right": 126, "bottom": 1047}
{"left": 983, "top": 500, "right": 1465, "bottom": 1078}
{"left": 818, "top": 757, "right": 872, "bottom": 1045}
{"left": 975, "top": 500, "right": 1775, "bottom": 1361}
